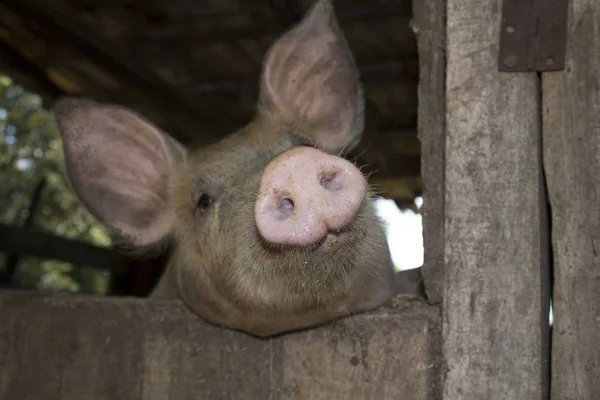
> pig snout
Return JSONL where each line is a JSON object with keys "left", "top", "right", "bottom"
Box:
{"left": 254, "top": 146, "right": 367, "bottom": 246}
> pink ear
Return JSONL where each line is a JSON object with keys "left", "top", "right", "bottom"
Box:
{"left": 259, "top": 0, "right": 364, "bottom": 153}
{"left": 53, "top": 98, "right": 186, "bottom": 246}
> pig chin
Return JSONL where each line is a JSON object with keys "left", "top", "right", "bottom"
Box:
{"left": 240, "top": 196, "right": 393, "bottom": 335}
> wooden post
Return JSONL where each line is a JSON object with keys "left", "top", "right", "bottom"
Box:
{"left": 413, "top": 0, "right": 447, "bottom": 305}
{"left": 442, "top": 0, "right": 551, "bottom": 399}
{"left": 543, "top": 1, "right": 600, "bottom": 398}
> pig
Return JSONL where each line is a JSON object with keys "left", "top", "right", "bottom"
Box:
{"left": 52, "top": 0, "right": 423, "bottom": 337}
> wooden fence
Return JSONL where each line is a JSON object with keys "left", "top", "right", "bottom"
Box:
{"left": 1, "top": 0, "right": 599, "bottom": 399}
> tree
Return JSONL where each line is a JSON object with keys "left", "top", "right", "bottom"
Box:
{"left": 0, "top": 75, "right": 111, "bottom": 294}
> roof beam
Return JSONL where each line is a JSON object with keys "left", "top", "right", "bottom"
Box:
{"left": 1, "top": 0, "right": 235, "bottom": 142}
{"left": 186, "top": 57, "right": 418, "bottom": 95}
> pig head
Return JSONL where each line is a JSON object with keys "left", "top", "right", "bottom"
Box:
{"left": 52, "top": 0, "right": 420, "bottom": 337}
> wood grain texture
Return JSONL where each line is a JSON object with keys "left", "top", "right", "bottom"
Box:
{"left": 0, "top": 292, "right": 440, "bottom": 400}
{"left": 543, "top": 1, "right": 600, "bottom": 398}
{"left": 413, "top": 0, "right": 446, "bottom": 304}
{"left": 443, "top": 0, "right": 550, "bottom": 399}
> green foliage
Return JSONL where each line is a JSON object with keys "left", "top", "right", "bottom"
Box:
{"left": 0, "top": 75, "right": 110, "bottom": 294}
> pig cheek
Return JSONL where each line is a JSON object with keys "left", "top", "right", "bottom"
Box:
{"left": 174, "top": 210, "right": 219, "bottom": 279}
{"left": 346, "top": 213, "right": 396, "bottom": 311}
{"left": 174, "top": 241, "right": 231, "bottom": 323}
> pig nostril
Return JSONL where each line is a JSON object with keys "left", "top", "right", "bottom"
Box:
{"left": 319, "top": 170, "right": 343, "bottom": 191}
{"left": 276, "top": 197, "right": 294, "bottom": 220}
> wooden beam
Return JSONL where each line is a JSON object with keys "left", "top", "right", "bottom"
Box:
{"left": 0, "top": 292, "right": 441, "bottom": 400}
{"left": 0, "top": 41, "right": 62, "bottom": 106}
{"left": 358, "top": 154, "right": 421, "bottom": 181}
{"left": 134, "top": 2, "right": 414, "bottom": 45}
{"left": 442, "top": 0, "right": 550, "bottom": 399}
{"left": 186, "top": 58, "right": 419, "bottom": 95}
{"left": 353, "top": 128, "right": 421, "bottom": 181}
{"left": 0, "top": 0, "right": 234, "bottom": 142}
{"left": 0, "top": 223, "right": 127, "bottom": 272}
{"left": 543, "top": 0, "right": 600, "bottom": 397}
{"left": 363, "top": 128, "right": 421, "bottom": 155}
{"left": 369, "top": 177, "right": 421, "bottom": 201}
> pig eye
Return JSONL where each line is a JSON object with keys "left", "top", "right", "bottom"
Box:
{"left": 196, "top": 193, "right": 213, "bottom": 212}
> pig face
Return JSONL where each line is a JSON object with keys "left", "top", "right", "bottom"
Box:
{"left": 52, "top": 0, "right": 399, "bottom": 336}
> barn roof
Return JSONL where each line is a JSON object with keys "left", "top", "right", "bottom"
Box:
{"left": 0, "top": 0, "right": 421, "bottom": 209}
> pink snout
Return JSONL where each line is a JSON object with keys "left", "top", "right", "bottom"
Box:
{"left": 254, "top": 146, "right": 367, "bottom": 246}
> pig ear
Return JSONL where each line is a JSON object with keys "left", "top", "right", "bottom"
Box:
{"left": 258, "top": 0, "right": 364, "bottom": 153}
{"left": 53, "top": 98, "right": 186, "bottom": 247}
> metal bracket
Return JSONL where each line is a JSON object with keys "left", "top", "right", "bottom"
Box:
{"left": 498, "top": 0, "right": 569, "bottom": 72}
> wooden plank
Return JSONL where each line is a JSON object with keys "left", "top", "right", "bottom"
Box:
{"left": 0, "top": 223, "right": 126, "bottom": 272}
{"left": 443, "top": 0, "right": 551, "bottom": 399}
{"left": 412, "top": 0, "right": 446, "bottom": 304}
{"left": 543, "top": 1, "right": 600, "bottom": 397}
{"left": 0, "top": 292, "right": 441, "bottom": 400}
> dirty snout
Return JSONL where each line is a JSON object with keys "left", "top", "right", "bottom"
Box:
{"left": 254, "top": 146, "right": 366, "bottom": 247}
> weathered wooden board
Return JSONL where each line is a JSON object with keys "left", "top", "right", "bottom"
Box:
{"left": 543, "top": 1, "right": 600, "bottom": 398}
{"left": 0, "top": 292, "right": 441, "bottom": 400}
{"left": 443, "top": 0, "right": 551, "bottom": 399}
{"left": 413, "top": 0, "right": 446, "bottom": 304}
